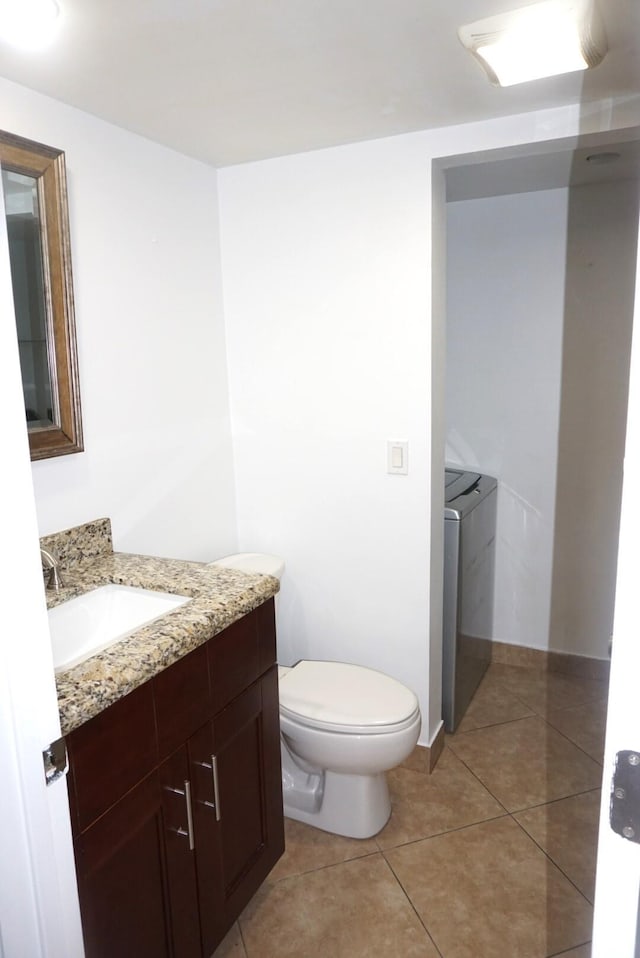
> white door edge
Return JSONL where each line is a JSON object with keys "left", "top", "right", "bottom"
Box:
{"left": 592, "top": 202, "right": 640, "bottom": 956}
{"left": 0, "top": 169, "right": 84, "bottom": 958}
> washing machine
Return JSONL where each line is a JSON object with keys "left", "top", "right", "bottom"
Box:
{"left": 443, "top": 467, "right": 497, "bottom": 732}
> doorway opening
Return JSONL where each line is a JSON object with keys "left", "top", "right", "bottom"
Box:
{"left": 430, "top": 127, "right": 640, "bottom": 953}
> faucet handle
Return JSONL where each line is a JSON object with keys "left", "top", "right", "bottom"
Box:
{"left": 40, "top": 547, "right": 65, "bottom": 591}
{"left": 46, "top": 566, "right": 65, "bottom": 591}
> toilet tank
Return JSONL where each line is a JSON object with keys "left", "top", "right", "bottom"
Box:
{"left": 210, "top": 552, "right": 285, "bottom": 580}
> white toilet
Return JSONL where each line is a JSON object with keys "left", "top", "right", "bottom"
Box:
{"left": 210, "top": 553, "right": 421, "bottom": 839}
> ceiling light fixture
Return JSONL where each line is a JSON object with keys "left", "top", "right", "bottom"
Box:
{"left": 458, "top": 0, "right": 607, "bottom": 87}
{"left": 0, "top": 0, "right": 61, "bottom": 51}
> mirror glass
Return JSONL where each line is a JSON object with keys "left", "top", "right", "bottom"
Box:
{"left": 0, "top": 130, "right": 83, "bottom": 460}
{"left": 3, "top": 168, "right": 55, "bottom": 427}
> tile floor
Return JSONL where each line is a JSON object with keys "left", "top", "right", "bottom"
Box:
{"left": 213, "top": 662, "right": 608, "bottom": 958}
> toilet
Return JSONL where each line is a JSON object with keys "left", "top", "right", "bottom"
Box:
{"left": 210, "top": 553, "right": 421, "bottom": 839}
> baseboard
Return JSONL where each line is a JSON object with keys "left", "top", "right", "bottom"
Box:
{"left": 401, "top": 722, "right": 445, "bottom": 775}
{"left": 427, "top": 722, "right": 446, "bottom": 771}
{"left": 491, "top": 639, "right": 610, "bottom": 683}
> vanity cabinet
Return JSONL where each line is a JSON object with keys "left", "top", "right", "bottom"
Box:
{"left": 65, "top": 599, "right": 284, "bottom": 958}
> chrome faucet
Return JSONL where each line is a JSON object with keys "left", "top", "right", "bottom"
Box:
{"left": 40, "top": 548, "right": 65, "bottom": 591}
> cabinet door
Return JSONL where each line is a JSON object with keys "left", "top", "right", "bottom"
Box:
{"left": 158, "top": 746, "right": 203, "bottom": 958}
{"left": 74, "top": 771, "right": 173, "bottom": 958}
{"left": 188, "top": 721, "right": 225, "bottom": 952}
{"left": 214, "top": 665, "right": 284, "bottom": 922}
{"left": 189, "top": 666, "right": 284, "bottom": 955}
{"left": 75, "top": 752, "right": 203, "bottom": 958}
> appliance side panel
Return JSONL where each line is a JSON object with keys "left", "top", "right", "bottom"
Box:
{"left": 442, "top": 516, "right": 460, "bottom": 731}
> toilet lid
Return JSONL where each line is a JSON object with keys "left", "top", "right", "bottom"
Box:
{"left": 279, "top": 660, "right": 419, "bottom": 734}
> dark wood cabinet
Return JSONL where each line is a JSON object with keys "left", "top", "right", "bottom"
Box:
{"left": 160, "top": 745, "right": 203, "bottom": 958}
{"left": 189, "top": 666, "right": 282, "bottom": 955}
{"left": 66, "top": 600, "right": 284, "bottom": 958}
{"left": 75, "top": 770, "right": 173, "bottom": 958}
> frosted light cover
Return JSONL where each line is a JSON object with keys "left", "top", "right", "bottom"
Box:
{"left": 459, "top": 0, "right": 607, "bottom": 87}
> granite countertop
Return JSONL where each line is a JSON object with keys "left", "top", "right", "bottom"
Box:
{"left": 48, "top": 551, "right": 279, "bottom": 736}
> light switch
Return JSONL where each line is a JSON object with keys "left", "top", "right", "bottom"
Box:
{"left": 387, "top": 440, "right": 408, "bottom": 475}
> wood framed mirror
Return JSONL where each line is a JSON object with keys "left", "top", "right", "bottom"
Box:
{"left": 0, "top": 130, "right": 83, "bottom": 460}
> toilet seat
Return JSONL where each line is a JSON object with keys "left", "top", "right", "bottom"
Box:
{"left": 279, "top": 660, "right": 420, "bottom": 735}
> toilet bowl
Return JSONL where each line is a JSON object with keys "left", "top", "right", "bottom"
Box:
{"left": 279, "top": 660, "right": 420, "bottom": 837}
{"left": 209, "top": 552, "right": 422, "bottom": 839}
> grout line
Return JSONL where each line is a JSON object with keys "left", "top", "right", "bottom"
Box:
{"left": 546, "top": 941, "right": 592, "bottom": 957}
{"left": 510, "top": 813, "right": 596, "bottom": 906}
{"left": 448, "top": 711, "right": 540, "bottom": 744}
{"left": 441, "top": 743, "right": 512, "bottom": 813}
{"left": 540, "top": 712, "right": 605, "bottom": 767}
{"left": 452, "top": 708, "right": 535, "bottom": 734}
{"left": 509, "top": 784, "right": 602, "bottom": 815}
{"left": 376, "top": 809, "right": 511, "bottom": 853}
{"left": 236, "top": 920, "right": 249, "bottom": 958}
{"left": 380, "top": 853, "right": 446, "bottom": 958}
{"left": 267, "top": 848, "right": 382, "bottom": 885}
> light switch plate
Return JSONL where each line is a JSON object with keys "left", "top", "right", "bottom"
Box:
{"left": 387, "top": 440, "right": 408, "bottom": 475}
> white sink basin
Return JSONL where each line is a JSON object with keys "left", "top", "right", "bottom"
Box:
{"left": 48, "top": 584, "right": 192, "bottom": 673}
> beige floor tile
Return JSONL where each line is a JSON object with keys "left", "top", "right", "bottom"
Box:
{"left": 491, "top": 642, "right": 550, "bottom": 670}
{"left": 386, "top": 817, "right": 593, "bottom": 958}
{"left": 267, "top": 817, "right": 379, "bottom": 883}
{"left": 240, "top": 854, "right": 439, "bottom": 958}
{"left": 455, "top": 668, "right": 535, "bottom": 733}
{"left": 448, "top": 715, "right": 603, "bottom": 811}
{"left": 212, "top": 922, "right": 247, "bottom": 957}
{"left": 488, "top": 664, "right": 608, "bottom": 717}
{"left": 545, "top": 700, "right": 608, "bottom": 764}
{"left": 515, "top": 790, "right": 601, "bottom": 903}
{"left": 376, "top": 747, "right": 505, "bottom": 850}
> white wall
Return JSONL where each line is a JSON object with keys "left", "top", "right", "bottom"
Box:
{"left": 549, "top": 179, "right": 638, "bottom": 659}
{"left": 446, "top": 188, "right": 568, "bottom": 652}
{"left": 218, "top": 135, "right": 434, "bottom": 736}
{"left": 0, "top": 76, "right": 237, "bottom": 562}
{"left": 218, "top": 101, "right": 640, "bottom": 742}
{"left": 445, "top": 180, "right": 638, "bottom": 659}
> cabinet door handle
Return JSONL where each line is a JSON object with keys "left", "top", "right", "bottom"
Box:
{"left": 211, "top": 755, "right": 222, "bottom": 823}
{"left": 164, "top": 780, "right": 195, "bottom": 850}
{"left": 194, "top": 759, "right": 221, "bottom": 819}
{"left": 184, "top": 779, "right": 195, "bottom": 849}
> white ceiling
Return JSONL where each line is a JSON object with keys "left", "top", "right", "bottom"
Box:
{"left": 0, "top": 0, "right": 638, "bottom": 168}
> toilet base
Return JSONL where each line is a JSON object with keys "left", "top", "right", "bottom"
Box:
{"left": 283, "top": 767, "right": 391, "bottom": 839}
